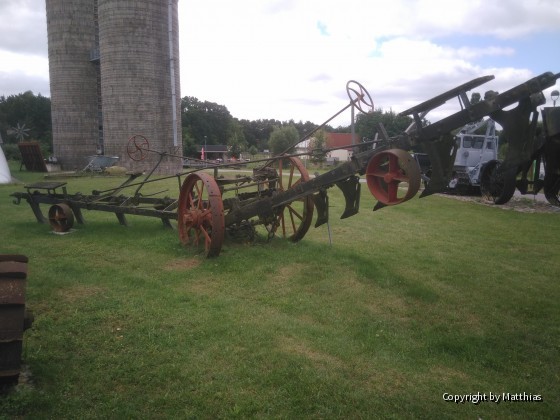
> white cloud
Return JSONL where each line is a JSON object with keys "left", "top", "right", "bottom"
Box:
{"left": 0, "top": 50, "right": 48, "bottom": 77}
{"left": 0, "top": 49, "right": 50, "bottom": 97}
{"left": 179, "top": 0, "right": 560, "bottom": 124}
{"left": 0, "top": 0, "right": 47, "bottom": 55}
{"left": 1, "top": 0, "right": 559, "bottom": 125}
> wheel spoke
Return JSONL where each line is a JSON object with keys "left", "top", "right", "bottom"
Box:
{"left": 388, "top": 155, "right": 398, "bottom": 173}
{"left": 199, "top": 225, "right": 212, "bottom": 252}
{"left": 291, "top": 177, "right": 302, "bottom": 189}
{"left": 288, "top": 165, "right": 295, "bottom": 188}
{"left": 182, "top": 213, "right": 193, "bottom": 230}
{"left": 286, "top": 203, "right": 304, "bottom": 222}
{"left": 365, "top": 170, "right": 386, "bottom": 178}
{"left": 195, "top": 181, "right": 205, "bottom": 209}
{"left": 388, "top": 181, "right": 398, "bottom": 202}
{"left": 266, "top": 156, "right": 314, "bottom": 242}
{"left": 288, "top": 207, "right": 298, "bottom": 233}
{"left": 194, "top": 228, "right": 200, "bottom": 246}
{"left": 392, "top": 173, "right": 409, "bottom": 182}
{"left": 278, "top": 159, "right": 284, "bottom": 190}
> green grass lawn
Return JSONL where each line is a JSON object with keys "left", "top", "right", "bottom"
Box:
{"left": 1, "top": 164, "right": 559, "bottom": 419}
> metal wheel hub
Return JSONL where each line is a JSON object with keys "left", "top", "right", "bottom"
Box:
{"left": 178, "top": 172, "right": 225, "bottom": 257}
{"left": 365, "top": 149, "right": 421, "bottom": 205}
{"left": 182, "top": 208, "right": 210, "bottom": 228}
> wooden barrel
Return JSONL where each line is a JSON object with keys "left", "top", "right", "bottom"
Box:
{"left": 0, "top": 255, "right": 30, "bottom": 386}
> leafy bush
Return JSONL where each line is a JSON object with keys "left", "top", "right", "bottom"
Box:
{"left": 1, "top": 143, "right": 22, "bottom": 161}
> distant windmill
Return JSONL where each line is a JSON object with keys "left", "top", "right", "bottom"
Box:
{"left": 8, "top": 122, "right": 31, "bottom": 142}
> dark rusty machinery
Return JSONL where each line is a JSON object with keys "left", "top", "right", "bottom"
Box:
{"left": 541, "top": 101, "right": 560, "bottom": 206}
{"left": 478, "top": 86, "right": 560, "bottom": 205}
{"left": 11, "top": 73, "right": 560, "bottom": 258}
{"left": 0, "top": 255, "right": 33, "bottom": 388}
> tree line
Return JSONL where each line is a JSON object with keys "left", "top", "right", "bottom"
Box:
{"left": 1, "top": 91, "right": 426, "bottom": 161}
{"left": 0, "top": 91, "right": 52, "bottom": 160}
{"left": 179, "top": 96, "right": 417, "bottom": 157}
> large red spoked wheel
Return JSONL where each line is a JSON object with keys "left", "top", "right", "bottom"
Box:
{"left": 127, "top": 135, "right": 150, "bottom": 161}
{"left": 178, "top": 172, "right": 225, "bottom": 257}
{"left": 365, "top": 149, "right": 421, "bottom": 205}
{"left": 268, "top": 156, "right": 314, "bottom": 241}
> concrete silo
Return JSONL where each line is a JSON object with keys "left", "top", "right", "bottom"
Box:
{"left": 46, "top": 0, "right": 100, "bottom": 170}
{"left": 46, "top": 0, "right": 182, "bottom": 173}
{"left": 98, "top": 0, "right": 182, "bottom": 173}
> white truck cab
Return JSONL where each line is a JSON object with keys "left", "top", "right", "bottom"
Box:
{"left": 449, "top": 118, "right": 499, "bottom": 190}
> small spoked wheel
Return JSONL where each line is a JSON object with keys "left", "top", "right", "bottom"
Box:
{"left": 267, "top": 156, "right": 314, "bottom": 241}
{"left": 126, "top": 134, "right": 150, "bottom": 161}
{"left": 178, "top": 172, "right": 225, "bottom": 257}
{"left": 346, "top": 80, "right": 374, "bottom": 114}
{"left": 48, "top": 203, "right": 75, "bottom": 232}
{"left": 365, "top": 149, "right": 421, "bottom": 205}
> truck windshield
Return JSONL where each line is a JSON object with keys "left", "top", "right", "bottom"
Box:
{"left": 462, "top": 136, "right": 484, "bottom": 149}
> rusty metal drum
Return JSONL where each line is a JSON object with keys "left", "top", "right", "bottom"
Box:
{"left": 0, "top": 255, "right": 32, "bottom": 386}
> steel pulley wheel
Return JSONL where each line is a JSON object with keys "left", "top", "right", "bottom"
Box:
{"left": 346, "top": 80, "right": 374, "bottom": 114}
{"left": 268, "top": 156, "right": 314, "bottom": 241}
{"left": 178, "top": 172, "right": 225, "bottom": 257}
{"left": 48, "top": 203, "right": 74, "bottom": 232}
{"left": 127, "top": 134, "right": 150, "bottom": 161}
{"left": 365, "top": 149, "right": 421, "bottom": 205}
{"left": 480, "top": 160, "right": 517, "bottom": 204}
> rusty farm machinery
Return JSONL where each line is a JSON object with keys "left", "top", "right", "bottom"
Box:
{"left": 4, "top": 73, "right": 559, "bottom": 388}
{"left": 11, "top": 73, "right": 560, "bottom": 259}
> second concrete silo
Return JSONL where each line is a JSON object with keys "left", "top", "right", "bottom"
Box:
{"left": 98, "top": 0, "right": 182, "bottom": 173}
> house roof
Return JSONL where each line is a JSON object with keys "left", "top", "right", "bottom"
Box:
{"left": 326, "top": 133, "right": 359, "bottom": 150}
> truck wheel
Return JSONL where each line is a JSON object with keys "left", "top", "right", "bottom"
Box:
{"left": 480, "top": 160, "right": 517, "bottom": 204}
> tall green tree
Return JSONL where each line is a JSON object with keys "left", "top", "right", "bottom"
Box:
{"left": 237, "top": 118, "right": 278, "bottom": 151}
{"left": 248, "top": 145, "right": 258, "bottom": 157}
{"left": 0, "top": 91, "right": 52, "bottom": 143}
{"left": 268, "top": 125, "right": 299, "bottom": 155}
{"left": 0, "top": 91, "right": 52, "bottom": 158}
{"left": 354, "top": 108, "right": 415, "bottom": 140}
{"left": 181, "top": 96, "right": 233, "bottom": 146}
{"left": 181, "top": 127, "right": 199, "bottom": 157}
{"left": 226, "top": 120, "right": 247, "bottom": 158}
{"left": 236, "top": 118, "right": 321, "bottom": 152}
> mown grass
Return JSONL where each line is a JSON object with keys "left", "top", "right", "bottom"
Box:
{"left": 1, "top": 163, "right": 559, "bottom": 419}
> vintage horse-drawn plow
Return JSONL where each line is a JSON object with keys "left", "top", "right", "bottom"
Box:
{"left": 12, "top": 73, "right": 560, "bottom": 258}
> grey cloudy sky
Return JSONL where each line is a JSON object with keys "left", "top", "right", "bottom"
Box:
{"left": 1, "top": 0, "right": 560, "bottom": 125}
